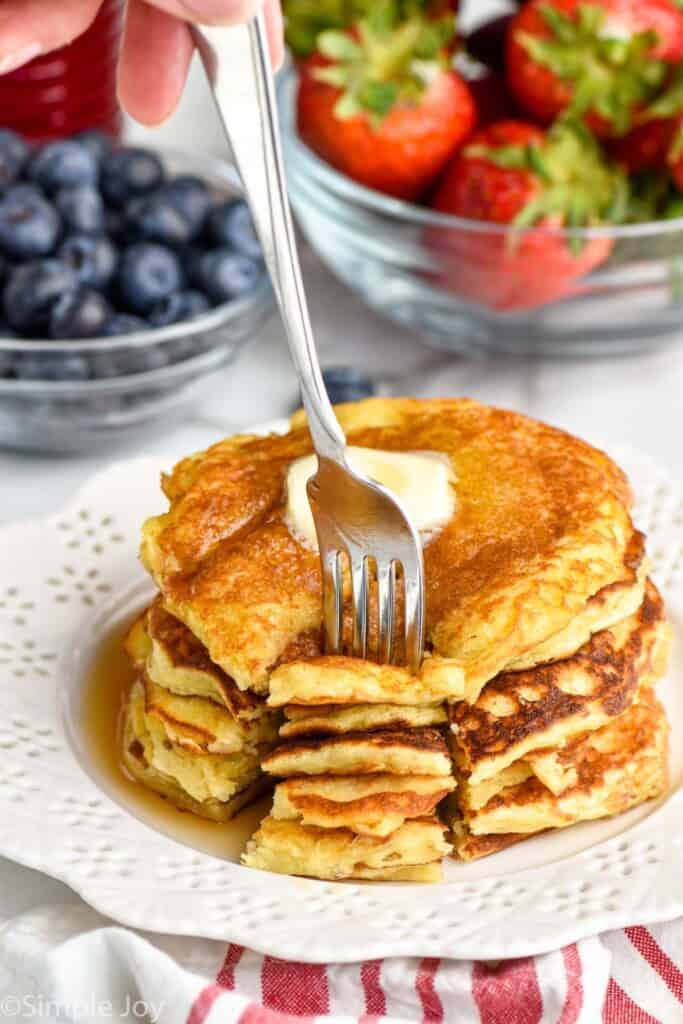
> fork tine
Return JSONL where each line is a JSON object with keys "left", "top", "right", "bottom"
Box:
{"left": 402, "top": 557, "right": 425, "bottom": 674}
{"left": 322, "top": 547, "right": 343, "bottom": 654}
{"left": 351, "top": 553, "right": 370, "bottom": 660}
{"left": 377, "top": 559, "right": 396, "bottom": 664}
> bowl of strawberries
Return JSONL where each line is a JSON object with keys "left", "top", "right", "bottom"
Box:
{"left": 280, "top": 0, "right": 683, "bottom": 356}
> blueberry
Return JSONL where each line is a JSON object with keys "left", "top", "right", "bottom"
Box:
{"left": 49, "top": 287, "right": 111, "bottom": 339}
{"left": 321, "top": 366, "right": 377, "bottom": 404}
{"left": 28, "top": 140, "right": 98, "bottom": 192}
{"left": 0, "top": 129, "right": 29, "bottom": 190}
{"left": 148, "top": 288, "right": 210, "bottom": 327}
{"left": 13, "top": 351, "right": 90, "bottom": 382}
{"left": 101, "top": 313, "right": 146, "bottom": 337}
{"left": 55, "top": 184, "right": 105, "bottom": 234}
{"left": 162, "top": 176, "right": 211, "bottom": 237}
{"left": 124, "top": 193, "right": 194, "bottom": 248}
{"left": 194, "top": 247, "right": 260, "bottom": 303}
{"left": 74, "top": 129, "right": 113, "bottom": 165}
{"left": 3, "top": 260, "right": 77, "bottom": 333}
{"left": 117, "top": 242, "right": 183, "bottom": 314}
{"left": 207, "top": 200, "right": 261, "bottom": 259}
{"left": 106, "top": 208, "right": 125, "bottom": 242}
{"left": 182, "top": 289, "right": 211, "bottom": 319}
{"left": 0, "top": 189, "right": 61, "bottom": 260}
{"left": 101, "top": 147, "right": 165, "bottom": 207}
{"left": 58, "top": 234, "right": 118, "bottom": 289}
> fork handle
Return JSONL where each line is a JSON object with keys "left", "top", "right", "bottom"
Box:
{"left": 194, "top": 15, "right": 347, "bottom": 460}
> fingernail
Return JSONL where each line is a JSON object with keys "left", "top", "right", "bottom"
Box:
{"left": 180, "top": 0, "right": 259, "bottom": 25}
{"left": 0, "top": 42, "right": 43, "bottom": 75}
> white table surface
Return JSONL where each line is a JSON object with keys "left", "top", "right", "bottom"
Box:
{"left": 1, "top": 50, "right": 683, "bottom": 927}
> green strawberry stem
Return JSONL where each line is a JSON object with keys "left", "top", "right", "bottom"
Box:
{"left": 312, "top": 3, "right": 455, "bottom": 124}
{"left": 284, "top": 0, "right": 455, "bottom": 57}
{"left": 519, "top": 3, "right": 668, "bottom": 135}
{"left": 468, "top": 120, "right": 630, "bottom": 243}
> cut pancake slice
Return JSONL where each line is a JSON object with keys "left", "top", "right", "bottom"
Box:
{"left": 280, "top": 702, "right": 447, "bottom": 739}
{"left": 452, "top": 690, "right": 669, "bottom": 852}
{"left": 143, "top": 677, "right": 278, "bottom": 755}
{"left": 242, "top": 815, "right": 451, "bottom": 881}
{"left": 272, "top": 774, "right": 454, "bottom": 837}
{"left": 262, "top": 728, "right": 452, "bottom": 778}
{"left": 125, "top": 599, "right": 267, "bottom": 721}
{"left": 268, "top": 655, "right": 465, "bottom": 708}
{"left": 450, "top": 580, "right": 670, "bottom": 787}
{"left": 122, "top": 681, "right": 269, "bottom": 822}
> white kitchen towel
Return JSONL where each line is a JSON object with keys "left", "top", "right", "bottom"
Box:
{"left": 1, "top": 903, "right": 682, "bottom": 1022}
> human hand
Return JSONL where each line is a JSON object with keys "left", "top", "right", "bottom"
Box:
{"left": 0, "top": 0, "right": 283, "bottom": 125}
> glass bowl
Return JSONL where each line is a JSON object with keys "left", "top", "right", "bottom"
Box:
{"left": 0, "top": 149, "right": 273, "bottom": 453}
{"left": 280, "top": 72, "right": 683, "bottom": 358}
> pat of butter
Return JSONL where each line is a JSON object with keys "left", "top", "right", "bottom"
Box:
{"left": 285, "top": 446, "right": 456, "bottom": 551}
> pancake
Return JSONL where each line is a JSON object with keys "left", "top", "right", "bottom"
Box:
{"left": 450, "top": 581, "right": 670, "bottom": 787}
{"left": 142, "top": 676, "right": 278, "bottom": 755}
{"left": 262, "top": 728, "right": 452, "bottom": 778}
{"left": 268, "top": 657, "right": 464, "bottom": 708}
{"left": 122, "top": 682, "right": 269, "bottom": 821}
{"left": 457, "top": 690, "right": 669, "bottom": 840}
{"left": 272, "top": 774, "right": 454, "bottom": 837}
{"left": 280, "top": 702, "right": 447, "bottom": 739}
{"left": 242, "top": 815, "right": 450, "bottom": 880}
{"left": 126, "top": 599, "right": 268, "bottom": 720}
{"left": 505, "top": 529, "right": 647, "bottom": 671}
{"left": 141, "top": 398, "right": 634, "bottom": 700}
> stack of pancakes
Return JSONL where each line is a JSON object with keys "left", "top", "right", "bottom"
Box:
{"left": 245, "top": 663, "right": 458, "bottom": 881}
{"left": 122, "top": 598, "right": 280, "bottom": 821}
{"left": 123, "top": 397, "right": 672, "bottom": 880}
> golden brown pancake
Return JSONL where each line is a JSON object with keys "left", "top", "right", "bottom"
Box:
{"left": 242, "top": 815, "right": 450, "bottom": 880}
{"left": 142, "top": 676, "right": 278, "bottom": 755}
{"left": 141, "top": 398, "right": 635, "bottom": 700}
{"left": 450, "top": 581, "right": 670, "bottom": 787}
{"left": 126, "top": 599, "right": 268, "bottom": 720}
{"left": 262, "top": 728, "right": 452, "bottom": 778}
{"left": 268, "top": 656, "right": 464, "bottom": 708}
{"left": 453, "top": 690, "right": 669, "bottom": 844}
{"left": 280, "top": 702, "right": 447, "bottom": 739}
{"left": 122, "top": 681, "right": 269, "bottom": 821}
{"left": 271, "top": 774, "right": 454, "bottom": 837}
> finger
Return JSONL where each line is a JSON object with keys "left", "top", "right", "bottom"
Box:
{"left": 264, "top": 0, "right": 284, "bottom": 69}
{"left": 0, "top": 0, "right": 101, "bottom": 74}
{"left": 141, "top": 0, "right": 262, "bottom": 26}
{"left": 118, "top": 0, "right": 194, "bottom": 125}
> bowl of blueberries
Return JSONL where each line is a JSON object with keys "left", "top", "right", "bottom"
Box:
{"left": 0, "top": 129, "right": 273, "bottom": 452}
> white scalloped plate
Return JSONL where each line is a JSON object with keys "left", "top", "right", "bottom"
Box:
{"left": 1, "top": 426, "right": 682, "bottom": 961}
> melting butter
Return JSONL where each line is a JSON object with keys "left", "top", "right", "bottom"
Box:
{"left": 285, "top": 446, "right": 456, "bottom": 551}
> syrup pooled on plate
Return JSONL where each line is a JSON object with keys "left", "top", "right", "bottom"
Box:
{"left": 82, "top": 613, "right": 270, "bottom": 861}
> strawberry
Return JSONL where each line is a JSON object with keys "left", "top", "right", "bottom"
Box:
{"left": 506, "top": 0, "right": 683, "bottom": 137}
{"left": 611, "top": 65, "right": 683, "bottom": 184}
{"left": 428, "top": 119, "right": 627, "bottom": 310}
{"left": 284, "top": 0, "right": 459, "bottom": 58}
{"left": 297, "top": 11, "right": 476, "bottom": 200}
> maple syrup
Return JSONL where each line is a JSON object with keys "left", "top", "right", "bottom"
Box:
{"left": 81, "top": 611, "right": 270, "bottom": 861}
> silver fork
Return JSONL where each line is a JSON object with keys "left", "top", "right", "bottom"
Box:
{"left": 195, "top": 13, "right": 425, "bottom": 670}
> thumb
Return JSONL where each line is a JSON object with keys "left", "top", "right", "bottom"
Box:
{"left": 146, "top": 0, "right": 263, "bottom": 27}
